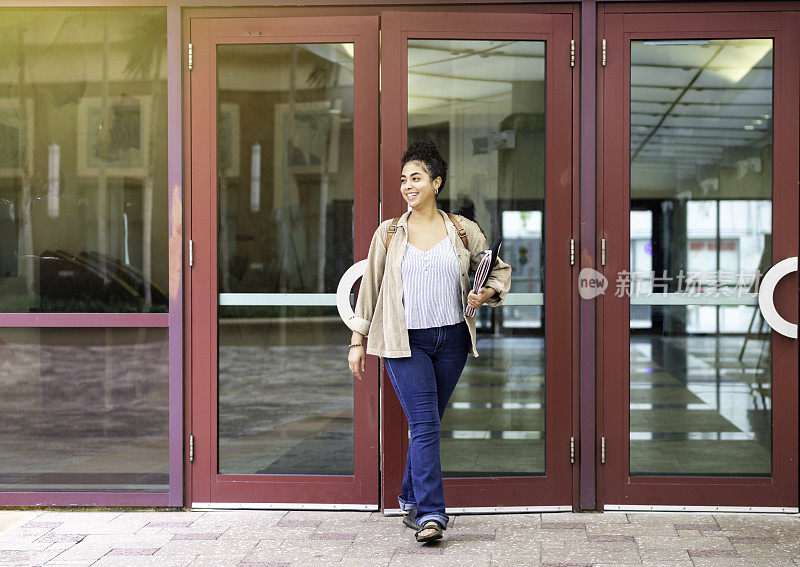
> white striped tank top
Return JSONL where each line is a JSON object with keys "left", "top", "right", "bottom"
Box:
{"left": 401, "top": 237, "right": 465, "bottom": 329}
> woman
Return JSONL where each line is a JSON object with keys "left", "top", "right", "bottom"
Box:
{"left": 347, "top": 140, "right": 511, "bottom": 543}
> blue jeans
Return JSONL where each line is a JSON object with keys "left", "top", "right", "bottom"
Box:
{"left": 384, "top": 321, "right": 470, "bottom": 528}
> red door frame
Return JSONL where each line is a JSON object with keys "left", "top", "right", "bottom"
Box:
{"left": 381, "top": 10, "right": 578, "bottom": 511}
{"left": 188, "top": 15, "right": 380, "bottom": 506}
{"left": 598, "top": 5, "right": 799, "bottom": 509}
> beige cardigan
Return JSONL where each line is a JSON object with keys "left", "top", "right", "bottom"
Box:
{"left": 350, "top": 210, "right": 512, "bottom": 358}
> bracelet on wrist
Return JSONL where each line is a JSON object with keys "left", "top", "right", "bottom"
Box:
{"left": 349, "top": 343, "right": 364, "bottom": 348}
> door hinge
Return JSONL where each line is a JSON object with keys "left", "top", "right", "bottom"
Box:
{"left": 189, "top": 434, "right": 195, "bottom": 462}
{"left": 570, "top": 39, "right": 576, "bottom": 67}
{"left": 188, "top": 43, "right": 193, "bottom": 71}
{"left": 601, "top": 436, "right": 606, "bottom": 464}
{"left": 570, "top": 238, "right": 575, "bottom": 266}
{"left": 189, "top": 239, "right": 194, "bottom": 267}
{"left": 601, "top": 237, "right": 606, "bottom": 266}
{"left": 601, "top": 39, "right": 607, "bottom": 67}
{"left": 570, "top": 436, "right": 575, "bottom": 464}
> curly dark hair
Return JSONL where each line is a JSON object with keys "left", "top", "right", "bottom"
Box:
{"left": 401, "top": 139, "right": 448, "bottom": 193}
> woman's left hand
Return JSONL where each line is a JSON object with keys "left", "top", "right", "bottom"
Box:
{"left": 467, "top": 287, "right": 496, "bottom": 309}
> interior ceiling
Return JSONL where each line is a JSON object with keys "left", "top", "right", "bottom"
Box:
{"left": 407, "top": 40, "right": 545, "bottom": 114}
{"left": 630, "top": 39, "right": 773, "bottom": 195}
{"left": 407, "top": 38, "right": 773, "bottom": 198}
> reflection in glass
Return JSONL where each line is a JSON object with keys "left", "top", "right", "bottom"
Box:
{"left": 0, "top": 327, "right": 169, "bottom": 491}
{"left": 630, "top": 210, "right": 653, "bottom": 328}
{"left": 0, "top": 9, "right": 168, "bottom": 313}
{"left": 217, "top": 43, "right": 354, "bottom": 295}
{"left": 629, "top": 39, "right": 772, "bottom": 475}
{"left": 218, "top": 307, "right": 353, "bottom": 475}
{"left": 216, "top": 44, "right": 355, "bottom": 475}
{"left": 408, "top": 40, "right": 546, "bottom": 476}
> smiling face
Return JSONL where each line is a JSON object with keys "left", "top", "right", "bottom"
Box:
{"left": 400, "top": 160, "right": 441, "bottom": 210}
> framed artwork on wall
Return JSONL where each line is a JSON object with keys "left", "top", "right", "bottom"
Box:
{"left": 0, "top": 99, "right": 34, "bottom": 178}
{"left": 77, "top": 95, "right": 151, "bottom": 177}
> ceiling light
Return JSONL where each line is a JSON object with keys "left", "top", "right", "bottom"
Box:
{"left": 712, "top": 39, "right": 772, "bottom": 83}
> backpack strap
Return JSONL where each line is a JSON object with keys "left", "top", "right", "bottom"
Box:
{"left": 448, "top": 213, "right": 469, "bottom": 250}
{"left": 385, "top": 217, "right": 400, "bottom": 252}
{"left": 386, "top": 214, "right": 468, "bottom": 251}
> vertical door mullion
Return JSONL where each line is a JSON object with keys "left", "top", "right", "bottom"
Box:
{"left": 577, "top": 1, "right": 599, "bottom": 511}
{"left": 351, "top": 17, "right": 382, "bottom": 506}
{"left": 549, "top": 12, "right": 578, "bottom": 506}
{"left": 771, "top": 11, "right": 799, "bottom": 504}
{"left": 599, "top": 12, "right": 626, "bottom": 509}
{"left": 378, "top": 11, "right": 411, "bottom": 512}
{"left": 189, "top": 17, "right": 214, "bottom": 505}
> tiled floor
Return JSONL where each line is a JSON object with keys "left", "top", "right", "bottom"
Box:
{"left": 0, "top": 509, "right": 798, "bottom": 566}
{"left": 629, "top": 335, "right": 772, "bottom": 476}
{"left": 0, "top": 322, "right": 777, "bottom": 488}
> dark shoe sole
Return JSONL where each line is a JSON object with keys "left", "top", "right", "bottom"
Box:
{"left": 415, "top": 522, "right": 444, "bottom": 543}
{"left": 416, "top": 531, "right": 443, "bottom": 543}
{"left": 402, "top": 508, "right": 420, "bottom": 530}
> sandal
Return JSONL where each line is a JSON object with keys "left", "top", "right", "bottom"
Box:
{"left": 415, "top": 520, "right": 444, "bottom": 543}
{"left": 402, "top": 507, "right": 420, "bottom": 530}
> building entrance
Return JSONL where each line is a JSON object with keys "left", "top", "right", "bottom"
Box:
{"left": 186, "top": 4, "right": 798, "bottom": 512}
{"left": 187, "top": 7, "right": 578, "bottom": 510}
{"left": 598, "top": 6, "right": 798, "bottom": 509}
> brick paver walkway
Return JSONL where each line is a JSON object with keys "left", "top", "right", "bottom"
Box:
{"left": 0, "top": 509, "right": 798, "bottom": 566}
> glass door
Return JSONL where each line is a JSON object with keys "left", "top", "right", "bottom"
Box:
{"left": 189, "top": 16, "right": 380, "bottom": 506}
{"left": 381, "top": 11, "right": 576, "bottom": 510}
{"left": 600, "top": 9, "right": 798, "bottom": 508}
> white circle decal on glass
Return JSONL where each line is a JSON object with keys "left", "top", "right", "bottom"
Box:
{"left": 757, "top": 256, "right": 798, "bottom": 339}
{"left": 337, "top": 260, "right": 367, "bottom": 330}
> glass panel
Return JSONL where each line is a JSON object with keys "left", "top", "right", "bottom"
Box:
{"left": 630, "top": 210, "right": 654, "bottom": 329}
{"left": 216, "top": 44, "right": 355, "bottom": 475}
{"left": 0, "top": 327, "right": 169, "bottom": 492}
{"left": 0, "top": 9, "right": 168, "bottom": 313}
{"left": 407, "top": 39, "right": 546, "bottom": 476}
{"left": 218, "top": 306, "right": 353, "bottom": 475}
{"left": 629, "top": 39, "right": 772, "bottom": 476}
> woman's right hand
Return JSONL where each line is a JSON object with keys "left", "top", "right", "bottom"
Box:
{"left": 348, "top": 346, "right": 366, "bottom": 380}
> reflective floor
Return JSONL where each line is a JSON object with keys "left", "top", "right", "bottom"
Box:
{"left": 0, "top": 328, "right": 169, "bottom": 492}
{"left": 217, "top": 316, "right": 354, "bottom": 476}
{"left": 217, "top": 340, "right": 354, "bottom": 476}
{"left": 630, "top": 334, "right": 771, "bottom": 476}
{"left": 215, "top": 325, "right": 772, "bottom": 479}
{"left": 442, "top": 335, "right": 545, "bottom": 477}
